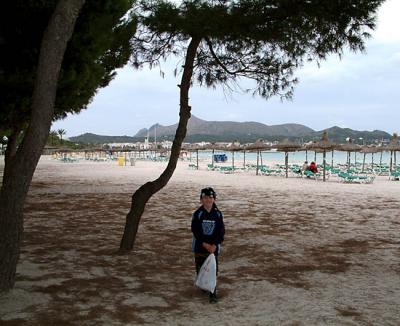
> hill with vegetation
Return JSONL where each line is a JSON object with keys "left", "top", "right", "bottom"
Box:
{"left": 69, "top": 116, "right": 391, "bottom": 144}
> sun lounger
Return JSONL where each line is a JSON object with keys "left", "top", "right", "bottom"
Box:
{"left": 219, "top": 166, "right": 234, "bottom": 174}
{"left": 259, "top": 166, "right": 284, "bottom": 177}
{"left": 338, "top": 171, "right": 375, "bottom": 184}
{"left": 389, "top": 171, "right": 400, "bottom": 181}
{"left": 188, "top": 163, "right": 197, "bottom": 170}
{"left": 303, "top": 170, "right": 321, "bottom": 180}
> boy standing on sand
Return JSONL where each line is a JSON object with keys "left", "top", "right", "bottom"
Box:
{"left": 191, "top": 187, "right": 225, "bottom": 304}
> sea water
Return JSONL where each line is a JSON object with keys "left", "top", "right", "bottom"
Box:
{"left": 186, "top": 150, "right": 394, "bottom": 166}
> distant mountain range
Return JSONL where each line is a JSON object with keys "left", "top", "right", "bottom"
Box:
{"left": 69, "top": 115, "right": 391, "bottom": 144}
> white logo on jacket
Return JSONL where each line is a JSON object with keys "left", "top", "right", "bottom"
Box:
{"left": 202, "top": 220, "right": 215, "bottom": 235}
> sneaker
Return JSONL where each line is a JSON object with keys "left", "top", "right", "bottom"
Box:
{"left": 209, "top": 293, "right": 218, "bottom": 304}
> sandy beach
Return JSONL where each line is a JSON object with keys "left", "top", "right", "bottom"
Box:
{"left": 1, "top": 156, "right": 400, "bottom": 325}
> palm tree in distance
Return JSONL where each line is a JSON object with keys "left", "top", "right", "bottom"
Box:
{"left": 49, "top": 130, "right": 58, "bottom": 146}
{"left": 57, "top": 129, "right": 66, "bottom": 144}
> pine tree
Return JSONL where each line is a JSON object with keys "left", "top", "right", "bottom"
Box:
{"left": 0, "top": 0, "right": 137, "bottom": 292}
{"left": 120, "top": 0, "right": 384, "bottom": 250}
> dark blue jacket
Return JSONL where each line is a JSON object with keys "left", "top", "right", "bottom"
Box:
{"left": 191, "top": 205, "right": 225, "bottom": 256}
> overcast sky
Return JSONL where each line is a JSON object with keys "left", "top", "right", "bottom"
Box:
{"left": 53, "top": 0, "right": 400, "bottom": 138}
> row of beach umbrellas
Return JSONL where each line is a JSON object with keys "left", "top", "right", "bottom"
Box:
{"left": 50, "top": 132, "right": 400, "bottom": 183}
{"left": 182, "top": 132, "right": 400, "bottom": 182}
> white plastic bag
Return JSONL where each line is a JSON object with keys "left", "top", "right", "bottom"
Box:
{"left": 195, "top": 253, "right": 217, "bottom": 292}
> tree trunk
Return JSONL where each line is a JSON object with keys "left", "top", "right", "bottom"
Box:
{"left": 119, "top": 37, "right": 201, "bottom": 251}
{"left": 0, "top": 0, "right": 85, "bottom": 292}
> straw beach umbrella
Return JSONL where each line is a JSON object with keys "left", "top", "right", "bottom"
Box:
{"left": 338, "top": 139, "right": 361, "bottom": 169}
{"left": 245, "top": 139, "right": 271, "bottom": 175}
{"left": 180, "top": 143, "right": 192, "bottom": 161}
{"left": 302, "top": 142, "right": 313, "bottom": 162}
{"left": 84, "top": 146, "right": 106, "bottom": 161}
{"left": 303, "top": 141, "right": 320, "bottom": 163}
{"left": 273, "top": 139, "right": 301, "bottom": 178}
{"left": 385, "top": 133, "right": 400, "bottom": 172}
{"left": 306, "top": 131, "right": 336, "bottom": 182}
{"left": 360, "top": 145, "right": 379, "bottom": 172}
{"left": 226, "top": 141, "right": 242, "bottom": 171}
{"left": 189, "top": 143, "right": 204, "bottom": 169}
{"left": 181, "top": 143, "right": 193, "bottom": 162}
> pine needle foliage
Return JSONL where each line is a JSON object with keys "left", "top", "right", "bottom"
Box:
{"left": 132, "top": 0, "right": 383, "bottom": 100}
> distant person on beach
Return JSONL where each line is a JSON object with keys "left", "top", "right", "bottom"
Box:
{"left": 191, "top": 187, "right": 225, "bottom": 304}
{"left": 308, "top": 161, "right": 318, "bottom": 173}
{"left": 301, "top": 160, "right": 308, "bottom": 174}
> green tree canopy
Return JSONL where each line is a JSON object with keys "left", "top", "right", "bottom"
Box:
{"left": 0, "top": 0, "right": 137, "bottom": 291}
{"left": 134, "top": 0, "right": 382, "bottom": 98}
{"left": 0, "top": 0, "right": 137, "bottom": 133}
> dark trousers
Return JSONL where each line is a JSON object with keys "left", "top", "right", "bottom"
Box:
{"left": 194, "top": 253, "right": 218, "bottom": 295}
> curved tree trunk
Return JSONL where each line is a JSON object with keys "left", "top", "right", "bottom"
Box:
{"left": 120, "top": 37, "right": 201, "bottom": 251}
{"left": 0, "top": 0, "right": 85, "bottom": 292}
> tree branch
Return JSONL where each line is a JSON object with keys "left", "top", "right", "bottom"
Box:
{"left": 205, "top": 37, "right": 238, "bottom": 76}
